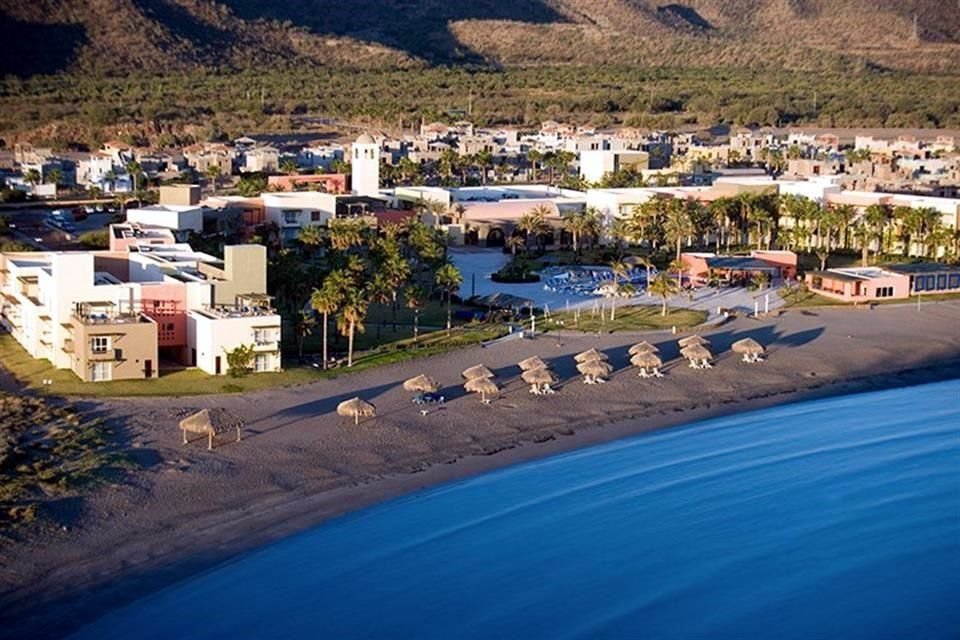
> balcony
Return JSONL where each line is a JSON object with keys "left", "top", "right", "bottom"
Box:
{"left": 62, "top": 339, "right": 74, "bottom": 353}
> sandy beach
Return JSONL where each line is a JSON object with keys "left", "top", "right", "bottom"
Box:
{"left": 1, "top": 302, "right": 959, "bottom": 638}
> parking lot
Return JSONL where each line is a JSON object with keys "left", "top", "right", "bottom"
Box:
{"left": 2, "top": 206, "right": 114, "bottom": 250}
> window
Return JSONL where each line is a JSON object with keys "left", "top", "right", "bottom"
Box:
{"left": 91, "top": 336, "right": 110, "bottom": 353}
{"left": 91, "top": 362, "right": 111, "bottom": 382}
{"left": 283, "top": 210, "right": 301, "bottom": 225}
{"left": 254, "top": 354, "right": 272, "bottom": 372}
{"left": 874, "top": 286, "right": 894, "bottom": 298}
{"left": 310, "top": 211, "right": 321, "bottom": 222}
{"left": 254, "top": 328, "right": 278, "bottom": 345}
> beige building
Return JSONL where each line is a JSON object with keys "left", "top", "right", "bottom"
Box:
{"left": 198, "top": 245, "right": 269, "bottom": 306}
{"left": 65, "top": 302, "right": 159, "bottom": 381}
{"left": 159, "top": 184, "right": 201, "bottom": 207}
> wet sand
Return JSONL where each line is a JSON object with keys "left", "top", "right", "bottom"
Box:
{"left": 1, "top": 303, "right": 959, "bottom": 638}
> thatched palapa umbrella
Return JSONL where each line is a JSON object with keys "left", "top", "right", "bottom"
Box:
{"left": 403, "top": 374, "right": 440, "bottom": 392}
{"left": 628, "top": 341, "right": 659, "bottom": 355}
{"left": 678, "top": 335, "right": 710, "bottom": 349}
{"left": 462, "top": 364, "right": 495, "bottom": 380}
{"left": 577, "top": 358, "right": 613, "bottom": 383}
{"left": 464, "top": 376, "right": 499, "bottom": 403}
{"left": 731, "top": 337, "right": 766, "bottom": 363}
{"left": 521, "top": 366, "right": 558, "bottom": 395}
{"left": 630, "top": 351, "right": 664, "bottom": 378}
{"left": 337, "top": 397, "right": 377, "bottom": 425}
{"left": 574, "top": 348, "right": 608, "bottom": 363}
{"left": 179, "top": 408, "right": 244, "bottom": 450}
{"left": 680, "top": 344, "right": 713, "bottom": 369}
{"left": 518, "top": 355, "right": 548, "bottom": 371}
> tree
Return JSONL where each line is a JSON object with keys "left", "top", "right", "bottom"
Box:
{"left": 294, "top": 311, "right": 316, "bottom": 359}
{"left": 506, "top": 233, "right": 526, "bottom": 258}
{"left": 126, "top": 161, "right": 143, "bottom": 193}
{"left": 225, "top": 344, "right": 255, "bottom": 377}
{"left": 434, "top": 262, "right": 462, "bottom": 335}
{"left": 24, "top": 168, "right": 40, "bottom": 187}
{"left": 327, "top": 218, "right": 367, "bottom": 251}
{"left": 310, "top": 272, "right": 347, "bottom": 369}
{"left": 608, "top": 259, "right": 629, "bottom": 321}
{"left": 337, "top": 288, "right": 368, "bottom": 368}
{"left": 475, "top": 150, "right": 493, "bottom": 185}
{"left": 404, "top": 285, "right": 425, "bottom": 342}
{"left": 648, "top": 272, "right": 680, "bottom": 316}
{"left": 562, "top": 210, "right": 591, "bottom": 258}
{"left": 297, "top": 224, "right": 326, "bottom": 257}
{"left": 863, "top": 204, "right": 892, "bottom": 258}
{"left": 45, "top": 167, "right": 63, "bottom": 187}
{"left": 205, "top": 165, "right": 222, "bottom": 194}
{"left": 517, "top": 204, "right": 552, "bottom": 253}
{"left": 237, "top": 174, "right": 267, "bottom": 197}
{"left": 664, "top": 198, "right": 696, "bottom": 260}
{"left": 280, "top": 158, "right": 299, "bottom": 175}
{"left": 526, "top": 149, "right": 542, "bottom": 182}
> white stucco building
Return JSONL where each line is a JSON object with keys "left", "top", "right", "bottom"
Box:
{"left": 351, "top": 134, "right": 381, "bottom": 197}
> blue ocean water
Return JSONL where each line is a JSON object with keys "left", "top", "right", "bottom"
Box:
{"left": 75, "top": 380, "right": 960, "bottom": 640}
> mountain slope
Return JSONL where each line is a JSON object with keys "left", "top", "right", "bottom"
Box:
{"left": 1, "top": 0, "right": 958, "bottom": 76}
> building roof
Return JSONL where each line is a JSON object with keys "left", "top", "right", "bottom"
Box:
{"left": 355, "top": 133, "right": 376, "bottom": 145}
{"left": 705, "top": 257, "right": 781, "bottom": 271}
{"left": 806, "top": 270, "right": 863, "bottom": 283}
{"left": 887, "top": 262, "right": 960, "bottom": 275}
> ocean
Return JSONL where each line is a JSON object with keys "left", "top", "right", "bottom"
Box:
{"left": 74, "top": 380, "right": 960, "bottom": 639}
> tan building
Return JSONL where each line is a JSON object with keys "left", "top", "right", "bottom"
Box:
{"left": 197, "top": 244, "right": 268, "bottom": 305}
{"left": 159, "top": 184, "right": 201, "bottom": 207}
{"left": 65, "top": 301, "right": 159, "bottom": 382}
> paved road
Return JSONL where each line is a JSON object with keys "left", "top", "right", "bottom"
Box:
{"left": 3, "top": 207, "right": 113, "bottom": 250}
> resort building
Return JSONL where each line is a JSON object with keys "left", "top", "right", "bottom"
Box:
{"left": 0, "top": 230, "right": 281, "bottom": 382}
{"left": 804, "top": 267, "right": 910, "bottom": 303}
{"left": 681, "top": 251, "right": 798, "bottom": 285}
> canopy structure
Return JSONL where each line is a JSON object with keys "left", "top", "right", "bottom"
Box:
{"left": 403, "top": 374, "right": 440, "bottom": 392}
{"left": 179, "top": 408, "right": 244, "bottom": 450}
{"left": 680, "top": 344, "right": 713, "bottom": 369}
{"left": 521, "top": 366, "right": 557, "bottom": 386}
{"left": 577, "top": 359, "right": 613, "bottom": 381}
{"left": 337, "top": 397, "right": 377, "bottom": 425}
{"left": 731, "top": 337, "right": 766, "bottom": 363}
{"left": 631, "top": 351, "right": 664, "bottom": 378}
{"left": 464, "top": 376, "right": 499, "bottom": 403}
{"left": 462, "top": 364, "right": 495, "bottom": 380}
{"left": 574, "top": 348, "right": 608, "bottom": 363}
{"left": 678, "top": 335, "right": 710, "bottom": 349}
{"left": 628, "top": 341, "right": 659, "bottom": 355}
{"left": 518, "top": 355, "right": 548, "bottom": 371}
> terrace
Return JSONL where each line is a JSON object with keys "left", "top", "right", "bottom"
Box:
{"left": 192, "top": 293, "right": 277, "bottom": 320}
{"left": 73, "top": 301, "right": 152, "bottom": 326}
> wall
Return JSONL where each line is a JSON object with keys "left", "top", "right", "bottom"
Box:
{"left": 187, "top": 311, "right": 281, "bottom": 375}
{"left": 69, "top": 316, "right": 159, "bottom": 381}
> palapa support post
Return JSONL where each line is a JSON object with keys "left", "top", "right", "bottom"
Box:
{"left": 207, "top": 431, "right": 213, "bottom": 450}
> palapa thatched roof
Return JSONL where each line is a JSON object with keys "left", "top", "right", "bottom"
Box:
{"left": 630, "top": 352, "right": 663, "bottom": 368}
{"left": 403, "top": 374, "right": 440, "bottom": 392}
{"left": 518, "top": 355, "right": 548, "bottom": 371}
{"left": 731, "top": 337, "right": 765, "bottom": 355}
{"left": 628, "top": 341, "right": 659, "bottom": 355}
{"left": 678, "top": 335, "right": 710, "bottom": 348}
{"left": 462, "top": 364, "right": 495, "bottom": 380}
{"left": 178, "top": 408, "right": 244, "bottom": 435}
{"left": 521, "top": 366, "right": 557, "bottom": 385}
{"left": 574, "top": 348, "right": 608, "bottom": 363}
{"left": 337, "top": 397, "right": 376, "bottom": 418}
{"left": 464, "top": 377, "right": 499, "bottom": 395}
{"left": 577, "top": 359, "right": 613, "bottom": 377}
{"left": 680, "top": 344, "right": 713, "bottom": 361}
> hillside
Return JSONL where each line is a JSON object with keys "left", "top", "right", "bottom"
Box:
{"left": 2, "top": 0, "right": 959, "bottom": 76}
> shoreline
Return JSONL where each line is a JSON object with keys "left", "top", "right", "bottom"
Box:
{"left": 1, "top": 305, "right": 959, "bottom": 638}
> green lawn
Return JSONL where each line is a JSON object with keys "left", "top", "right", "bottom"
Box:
{"left": 0, "top": 323, "right": 507, "bottom": 398}
{"left": 542, "top": 305, "right": 706, "bottom": 333}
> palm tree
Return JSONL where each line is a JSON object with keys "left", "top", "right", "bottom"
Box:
{"left": 664, "top": 198, "right": 696, "bottom": 260}
{"left": 505, "top": 233, "right": 526, "bottom": 258}
{"left": 23, "top": 168, "right": 40, "bottom": 188}
{"left": 404, "top": 285, "right": 425, "bottom": 342}
{"left": 609, "top": 218, "right": 633, "bottom": 257}
{"left": 280, "top": 158, "right": 299, "bottom": 176}
{"left": 475, "top": 150, "right": 493, "bottom": 185}
{"left": 526, "top": 149, "right": 542, "bottom": 182}
{"left": 852, "top": 219, "right": 872, "bottom": 267}
{"left": 668, "top": 257, "right": 686, "bottom": 288}
{"left": 103, "top": 168, "right": 117, "bottom": 193}
{"left": 562, "top": 210, "right": 591, "bottom": 258}
{"left": 297, "top": 224, "right": 326, "bottom": 256}
{"left": 126, "top": 161, "right": 142, "bottom": 193}
{"left": 863, "top": 204, "right": 892, "bottom": 259}
{"left": 310, "top": 273, "right": 346, "bottom": 369}
{"left": 648, "top": 272, "right": 680, "bottom": 316}
{"left": 45, "top": 167, "right": 63, "bottom": 187}
{"left": 609, "top": 259, "right": 629, "bottom": 321}
{"left": 294, "top": 311, "right": 316, "bottom": 359}
{"left": 434, "top": 262, "right": 462, "bottom": 335}
{"left": 205, "top": 165, "right": 222, "bottom": 195}
{"left": 327, "top": 218, "right": 367, "bottom": 251}
{"left": 517, "top": 205, "right": 551, "bottom": 253}
{"left": 636, "top": 255, "right": 655, "bottom": 287}
{"left": 338, "top": 288, "right": 368, "bottom": 368}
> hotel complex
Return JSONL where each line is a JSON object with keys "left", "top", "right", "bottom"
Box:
{"left": 0, "top": 223, "right": 280, "bottom": 381}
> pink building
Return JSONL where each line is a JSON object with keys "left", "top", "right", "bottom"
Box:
{"left": 267, "top": 174, "right": 348, "bottom": 194}
{"left": 681, "top": 250, "right": 798, "bottom": 284}
{"left": 805, "top": 267, "right": 909, "bottom": 302}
